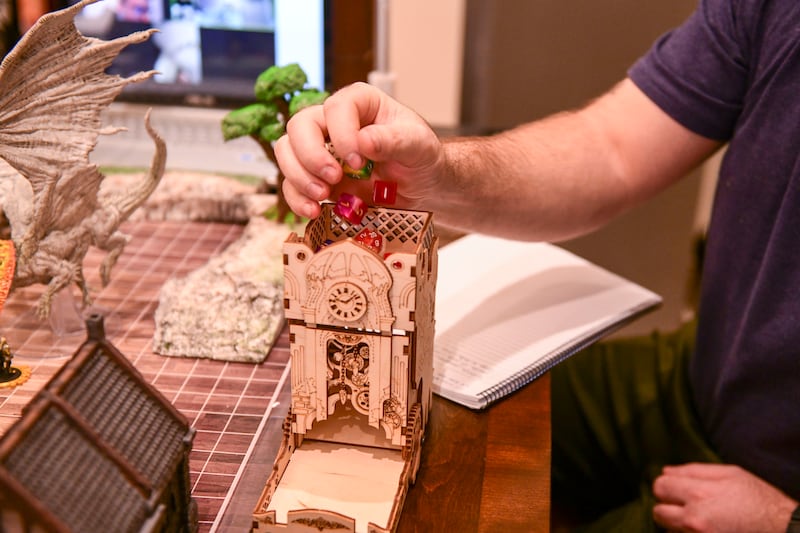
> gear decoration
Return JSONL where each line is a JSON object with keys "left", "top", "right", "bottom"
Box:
{"left": 326, "top": 337, "right": 370, "bottom": 414}
{"left": 382, "top": 396, "right": 402, "bottom": 429}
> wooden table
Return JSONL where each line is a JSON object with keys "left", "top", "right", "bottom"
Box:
{"left": 0, "top": 218, "right": 552, "bottom": 533}
{"left": 398, "top": 374, "right": 551, "bottom": 533}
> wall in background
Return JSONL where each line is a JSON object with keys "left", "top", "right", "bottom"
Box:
{"left": 328, "top": 0, "right": 374, "bottom": 91}
{"left": 386, "top": 1, "right": 697, "bottom": 131}
{"left": 390, "top": 1, "right": 709, "bottom": 334}
{"left": 387, "top": 0, "right": 466, "bottom": 128}
{"left": 460, "top": 0, "right": 697, "bottom": 131}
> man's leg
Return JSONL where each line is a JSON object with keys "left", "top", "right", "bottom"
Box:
{"left": 550, "top": 320, "right": 720, "bottom": 531}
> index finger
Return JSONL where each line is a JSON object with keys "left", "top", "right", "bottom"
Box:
{"left": 323, "top": 82, "right": 385, "bottom": 169}
{"left": 661, "top": 463, "right": 735, "bottom": 481}
{"left": 284, "top": 104, "right": 342, "bottom": 185}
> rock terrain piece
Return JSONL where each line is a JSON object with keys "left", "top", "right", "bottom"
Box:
{"left": 101, "top": 171, "right": 274, "bottom": 223}
{"left": 153, "top": 216, "right": 293, "bottom": 363}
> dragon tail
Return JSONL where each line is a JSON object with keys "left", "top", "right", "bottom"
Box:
{"left": 112, "top": 109, "right": 167, "bottom": 220}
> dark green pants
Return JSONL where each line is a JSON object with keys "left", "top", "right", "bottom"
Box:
{"left": 551, "top": 321, "right": 720, "bottom": 532}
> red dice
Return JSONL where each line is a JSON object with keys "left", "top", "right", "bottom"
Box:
{"left": 333, "top": 193, "right": 367, "bottom": 225}
{"left": 372, "top": 180, "right": 398, "bottom": 205}
{"left": 354, "top": 227, "right": 385, "bottom": 255}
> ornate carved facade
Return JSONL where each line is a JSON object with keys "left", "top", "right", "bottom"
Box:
{"left": 253, "top": 205, "right": 438, "bottom": 533}
{"left": 284, "top": 205, "right": 437, "bottom": 448}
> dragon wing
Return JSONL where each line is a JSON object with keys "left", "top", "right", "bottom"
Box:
{"left": 0, "top": 0, "right": 156, "bottom": 236}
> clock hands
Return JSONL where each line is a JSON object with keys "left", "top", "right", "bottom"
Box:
{"left": 327, "top": 283, "right": 367, "bottom": 321}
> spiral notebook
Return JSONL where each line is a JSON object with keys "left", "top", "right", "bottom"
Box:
{"left": 432, "top": 234, "right": 662, "bottom": 409}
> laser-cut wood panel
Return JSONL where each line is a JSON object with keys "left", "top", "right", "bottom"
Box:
{"left": 253, "top": 205, "right": 438, "bottom": 533}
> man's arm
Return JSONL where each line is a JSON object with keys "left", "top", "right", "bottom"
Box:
{"left": 653, "top": 463, "right": 799, "bottom": 533}
{"left": 277, "top": 79, "right": 721, "bottom": 242}
{"left": 431, "top": 78, "right": 722, "bottom": 240}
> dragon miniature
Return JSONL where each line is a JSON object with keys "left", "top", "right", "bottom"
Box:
{"left": 0, "top": 0, "right": 166, "bottom": 318}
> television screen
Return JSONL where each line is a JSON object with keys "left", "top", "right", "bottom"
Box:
{"left": 69, "top": 0, "right": 325, "bottom": 107}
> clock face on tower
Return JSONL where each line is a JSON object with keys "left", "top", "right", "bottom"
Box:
{"left": 326, "top": 282, "right": 367, "bottom": 321}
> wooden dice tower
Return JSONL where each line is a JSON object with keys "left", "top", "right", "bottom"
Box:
{"left": 252, "top": 204, "right": 438, "bottom": 533}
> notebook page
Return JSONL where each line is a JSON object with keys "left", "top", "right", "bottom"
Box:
{"left": 432, "top": 235, "right": 662, "bottom": 406}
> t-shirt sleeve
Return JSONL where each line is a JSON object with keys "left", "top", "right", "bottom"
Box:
{"left": 628, "top": 0, "right": 752, "bottom": 141}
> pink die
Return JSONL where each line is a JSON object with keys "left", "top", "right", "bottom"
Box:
{"left": 372, "top": 180, "right": 398, "bottom": 205}
{"left": 334, "top": 193, "right": 367, "bottom": 225}
{"left": 354, "top": 228, "right": 385, "bottom": 254}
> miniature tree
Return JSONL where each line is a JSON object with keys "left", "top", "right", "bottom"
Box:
{"left": 222, "top": 63, "right": 329, "bottom": 223}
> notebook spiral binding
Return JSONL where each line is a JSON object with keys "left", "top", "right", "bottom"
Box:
{"left": 477, "top": 308, "right": 654, "bottom": 407}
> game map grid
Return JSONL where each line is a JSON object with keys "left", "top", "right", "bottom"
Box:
{"left": 0, "top": 220, "right": 291, "bottom": 532}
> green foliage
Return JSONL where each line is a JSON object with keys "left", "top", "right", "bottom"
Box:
{"left": 222, "top": 63, "right": 328, "bottom": 144}
{"left": 289, "top": 89, "right": 330, "bottom": 115}
{"left": 254, "top": 63, "right": 307, "bottom": 102}
{"left": 259, "top": 122, "right": 286, "bottom": 142}
{"left": 221, "top": 62, "right": 328, "bottom": 224}
{"left": 262, "top": 205, "right": 307, "bottom": 227}
{"left": 221, "top": 103, "right": 279, "bottom": 141}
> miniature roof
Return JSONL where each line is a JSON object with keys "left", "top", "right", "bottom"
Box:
{"left": 0, "top": 314, "right": 193, "bottom": 533}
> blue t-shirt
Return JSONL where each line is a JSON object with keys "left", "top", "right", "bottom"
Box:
{"left": 629, "top": 0, "right": 800, "bottom": 498}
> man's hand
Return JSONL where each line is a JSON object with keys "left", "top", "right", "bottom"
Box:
{"left": 275, "top": 82, "right": 445, "bottom": 219}
{"left": 277, "top": 78, "right": 721, "bottom": 240}
{"left": 653, "top": 463, "right": 797, "bottom": 532}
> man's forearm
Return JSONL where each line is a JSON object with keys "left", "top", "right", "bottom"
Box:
{"left": 431, "top": 110, "right": 630, "bottom": 241}
{"left": 426, "top": 79, "right": 721, "bottom": 242}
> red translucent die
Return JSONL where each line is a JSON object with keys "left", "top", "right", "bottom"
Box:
{"left": 372, "top": 180, "right": 398, "bottom": 205}
{"left": 354, "top": 228, "right": 385, "bottom": 254}
{"left": 334, "top": 193, "right": 367, "bottom": 225}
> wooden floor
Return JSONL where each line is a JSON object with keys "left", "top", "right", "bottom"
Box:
{"left": 0, "top": 220, "right": 290, "bottom": 532}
